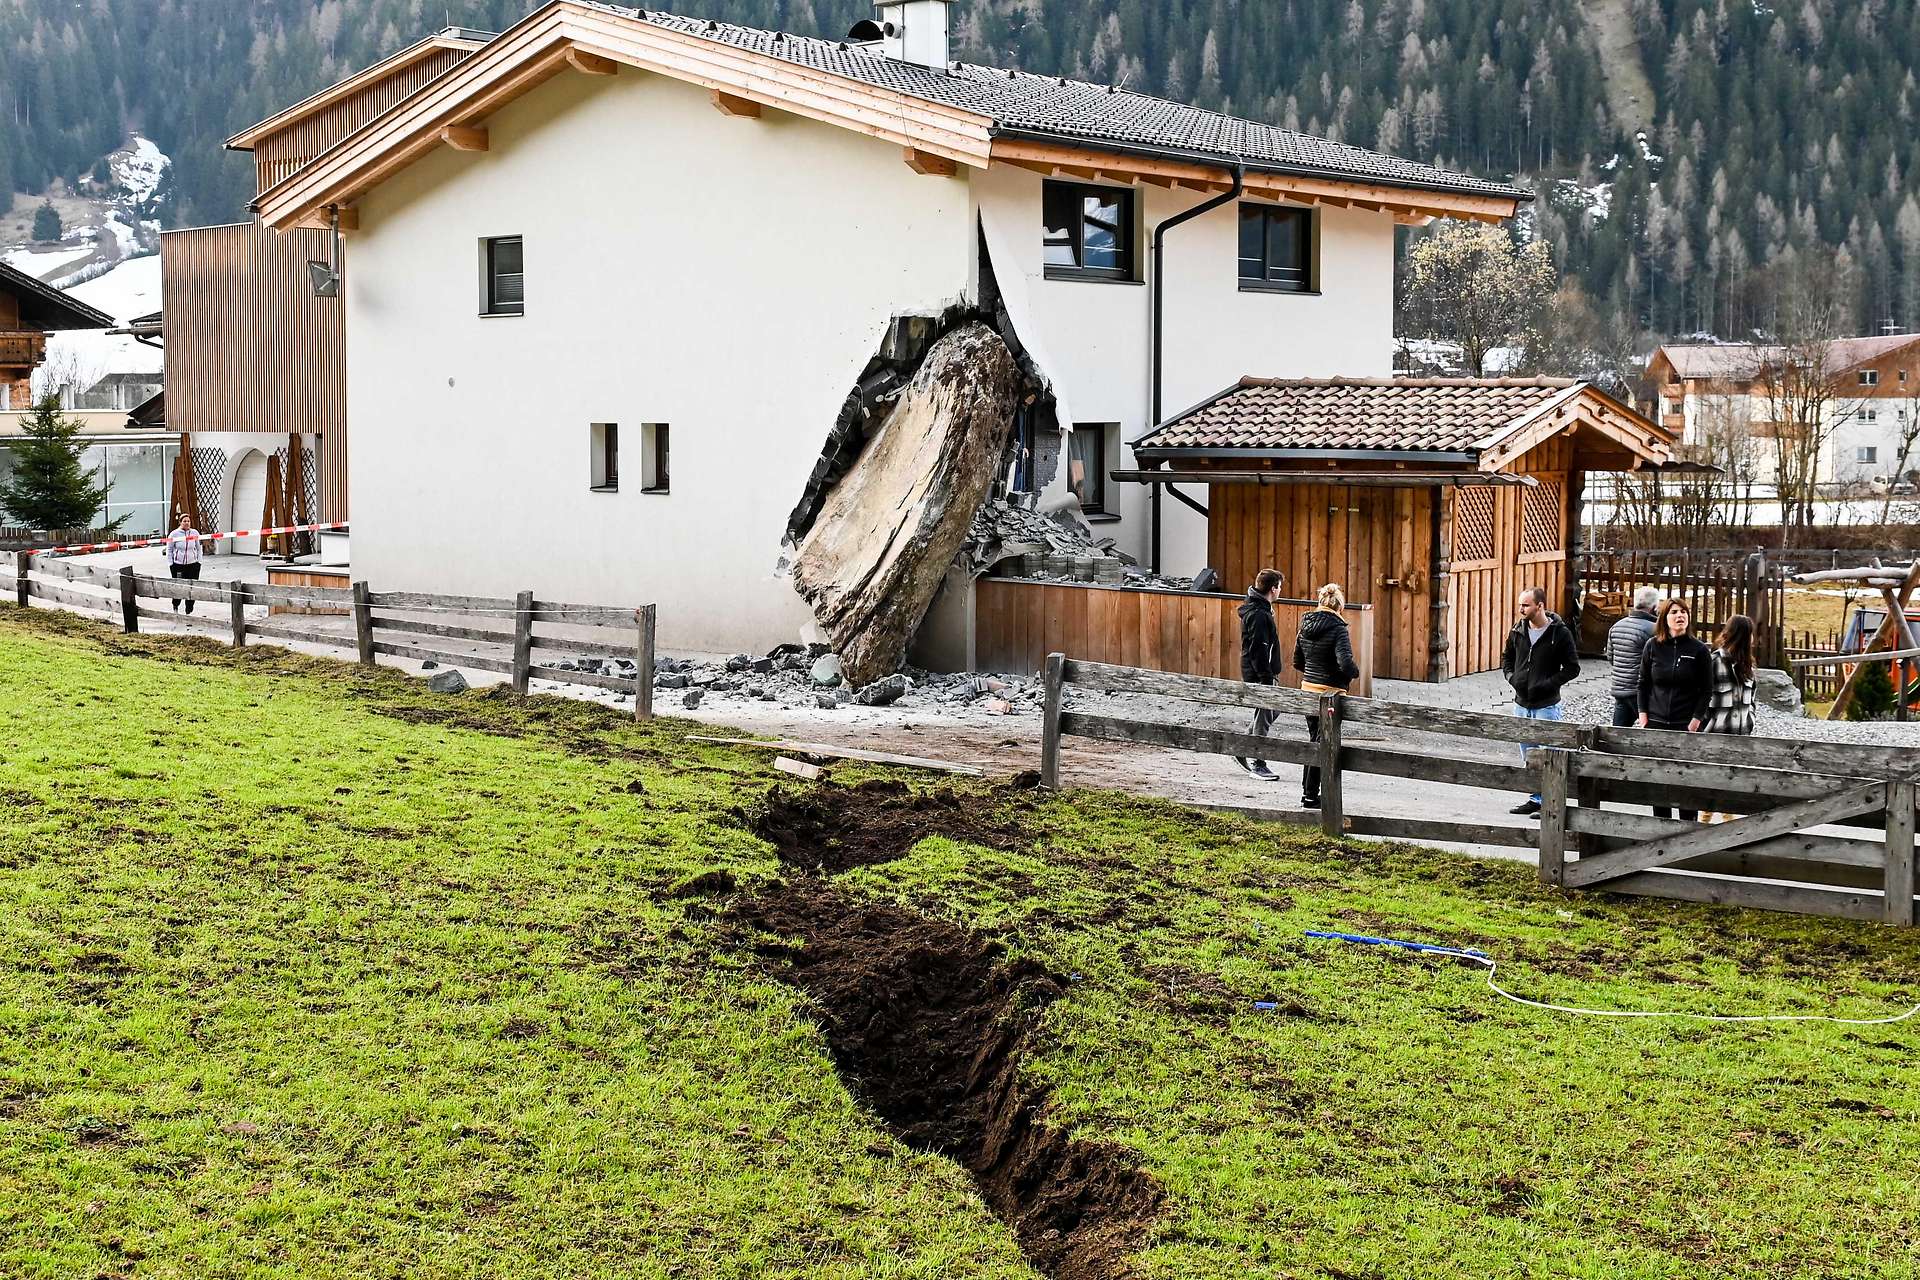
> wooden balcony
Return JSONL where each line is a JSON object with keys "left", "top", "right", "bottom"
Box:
{"left": 0, "top": 329, "right": 47, "bottom": 369}
{"left": 1662, "top": 413, "right": 1685, "bottom": 433}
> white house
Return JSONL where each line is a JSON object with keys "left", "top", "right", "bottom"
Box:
{"left": 252, "top": 0, "right": 1523, "bottom": 655}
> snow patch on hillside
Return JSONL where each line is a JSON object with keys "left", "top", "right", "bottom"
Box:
{"left": 31, "top": 256, "right": 165, "bottom": 398}
{"left": 111, "top": 136, "right": 170, "bottom": 204}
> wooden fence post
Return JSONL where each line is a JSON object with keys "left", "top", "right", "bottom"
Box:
{"left": 1040, "top": 652, "right": 1065, "bottom": 789}
{"left": 1537, "top": 748, "right": 1573, "bottom": 886}
{"left": 634, "top": 604, "right": 656, "bottom": 722}
{"left": 14, "top": 550, "right": 30, "bottom": 608}
{"left": 351, "top": 581, "right": 374, "bottom": 666}
{"left": 118, "top": 565, "right": 138, "bottom": 633}
{"left": 1318, "top": 692, "right": 1344, "bottom": 837}
{"left": 1574, "top": 725, "right": 1602, "bottom": 859}
{"left": 229, "top": 583, "right": 248, "bottom": 648}
{"left": 511, "top": 589, "right": 534, "bottom": 695}
{"left": 1886, "top": 779, "right": 1916, "bottom": 927}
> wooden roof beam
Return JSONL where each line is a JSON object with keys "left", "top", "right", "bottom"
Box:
{"left": 904, "top": 146, "right": 957, "bottom": 176}
{"left": 565, "top": 48, "right": 618, "bottom": 75}
{"left": 294, "top": 205, "right": 359, "bottom": 231}
{"left": 439, "top": 125, "right": 489, "bottom": 152}
{"left": 710, "top": 89, "right": 761, "bottom": 117}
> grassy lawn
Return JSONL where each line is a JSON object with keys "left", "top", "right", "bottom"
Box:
{"left": 3, "top": 607, "right": 1918, "bottom": 1278}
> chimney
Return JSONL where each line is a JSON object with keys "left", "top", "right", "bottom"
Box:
{"left": 874, "top": 0, "right": 949, "bottom": 69}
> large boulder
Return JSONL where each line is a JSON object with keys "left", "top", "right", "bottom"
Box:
{"left": 791, "top": 322, "right": 1021, "bottom": 688}
{"left": 1754, "top": 667, "right": 1802, "bottom": 716}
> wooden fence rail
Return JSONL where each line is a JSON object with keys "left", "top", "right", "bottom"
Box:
{"left": 1041, "top": 652, "right": 1919, "bottom": 925}
{"left": 1, "top": 550, "right": 657, "bottom": 719}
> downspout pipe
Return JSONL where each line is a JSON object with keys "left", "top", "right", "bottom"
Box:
{"left": 1149, "top": 160, "right": 1243, "bottom": 573}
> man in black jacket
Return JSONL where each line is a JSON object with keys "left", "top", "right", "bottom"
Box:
{"left": 1234, "top": 569, "right": 1284, "bottom": 780}
{"left": 1500, "top": 586, "right": 1581, "bottom": 816}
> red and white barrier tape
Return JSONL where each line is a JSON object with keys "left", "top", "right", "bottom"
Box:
{"left": 39, "top": 521, "right": 348, "bottom": 556}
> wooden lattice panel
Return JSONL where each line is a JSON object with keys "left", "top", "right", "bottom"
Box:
{"left": 1521, "top": 478, "right": 1564, "bottom": 557}
{"left": 1453, "top": 486, "right": 1496, "bottom": 565}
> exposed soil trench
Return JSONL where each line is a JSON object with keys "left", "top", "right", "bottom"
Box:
{"left": 728, "top": 781, "right": 1162, "bottom": 1279}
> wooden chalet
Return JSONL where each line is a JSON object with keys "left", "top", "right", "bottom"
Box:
{"left": 1125, "top": 377, "right": 1675, "bottom": 681}
{"left": 0, "top": 261, "right": 113, "bottom": 410}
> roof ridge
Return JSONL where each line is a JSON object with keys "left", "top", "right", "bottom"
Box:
{"left": 1234, "top": 375, "right": 1577, "bottom": 390}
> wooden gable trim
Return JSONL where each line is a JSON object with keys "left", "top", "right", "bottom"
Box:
{"left": 986, "top": 139, "right": 1522, "bottom": 224}
{"left": 228, "top": 33, "right": 488, "bottom": 151}
{"left": 1475, "top": 387, "right": 1673, "bottom": 474}
{"left": 257, "top": 2, "right": 996, "bottom": 231}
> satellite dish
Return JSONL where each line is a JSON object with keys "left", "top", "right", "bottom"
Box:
{"left": 307, "top": 260, "right": 340, "bottom": 298}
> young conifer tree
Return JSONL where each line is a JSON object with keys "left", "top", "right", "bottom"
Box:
{"left": 0, "top": 393, "right": 119, "bottom": 532}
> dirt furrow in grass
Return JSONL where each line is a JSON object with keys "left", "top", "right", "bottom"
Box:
{"left": 726, "top": 781, "right": 1162, "bottom": 1280}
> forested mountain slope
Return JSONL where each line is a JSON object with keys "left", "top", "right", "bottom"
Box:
{"left": 1, "top": 0, "right": 1914, "bottom": 338}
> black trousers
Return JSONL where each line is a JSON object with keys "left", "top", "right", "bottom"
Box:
{"left": 1645, "top": 716, "right": 1696, "bottom": 821}
{"left": 1302, "top": 713, "right": 1323, "bottom": 801}
{"left": 170, "top": 561, "right": 201, "bottom": 614}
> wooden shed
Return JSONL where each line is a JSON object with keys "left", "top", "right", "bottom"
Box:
{"left": 1124, "top": 377, "right": 1674, "bottom": 681}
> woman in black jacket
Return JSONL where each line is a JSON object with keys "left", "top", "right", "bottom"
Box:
{"left": 1293, "top": 583, "right": 1362, "bottom": 809}
{"left": 1637, "top": 597, "right": 1713, "bottom": 820}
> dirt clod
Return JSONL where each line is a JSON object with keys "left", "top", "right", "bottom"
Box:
{"left": 734, "top": 878, "right": 1161, "bottom": 1279}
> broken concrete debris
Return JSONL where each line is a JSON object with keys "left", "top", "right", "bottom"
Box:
{"left": 810, "top": 653, "right": 843, "bottom": 688}
{"left": 427, "top": 669, "right": 468, "bottom": 694}
{"left": 682, "top": 689, "right": 705, "bottom": 710}
{"left": 791, "top": 322, "right": 1022, "bottom": 688}
{"left": 961, "top": 494, "right": 1133, "bottom": 579}
{"left": 855, "top": 674, "right": 909, "bottom": 707}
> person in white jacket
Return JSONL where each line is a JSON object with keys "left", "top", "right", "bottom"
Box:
{"left": 165, "top": 515, "right": 204, "bottom": 615}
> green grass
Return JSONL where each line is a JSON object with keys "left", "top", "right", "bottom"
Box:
{"left": 2, "top": 608, "right": 1918, "bottom": 1278}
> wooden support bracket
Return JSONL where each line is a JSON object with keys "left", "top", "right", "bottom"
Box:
{"left": 439, "top": 126, "right": 490, "bottom": 152}
{"left": 710, "top": 89, "right": 761, "bottom": 118}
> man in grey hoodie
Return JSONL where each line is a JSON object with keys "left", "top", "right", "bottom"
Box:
{"left": 1605, "top": 586, "right": 1661, "bottom": 727}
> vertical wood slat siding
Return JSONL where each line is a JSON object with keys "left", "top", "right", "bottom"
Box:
{"left": 974, "top": 577, "right": 1374, "bottom": 696}
{"left": 160, "top": 222, "right": 349, "bottom": 519}
{"left": 253, "top": 47, "right": 473, "bottom": 194}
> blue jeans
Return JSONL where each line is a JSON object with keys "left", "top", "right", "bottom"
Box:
{"left": 1515, "top": 701, "right": 1564, "bottom": 804}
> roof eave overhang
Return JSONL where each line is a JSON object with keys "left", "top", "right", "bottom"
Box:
{"left": 256, "top": 1, "right": 998, "bottom": 231}
{"left": 1131, "top": 445, "right": 1481, "bottom": 464}
{"left": 1472, "top": 383, "right": 1676, "bottom": 473}
{"left": 226, "top": 32, "right": 492, "bottom": 152}
{"left": 988, "top": 129, "right": 1525, "bottom": 224}
{"left": 0, "top": 264, "right": 115, "bottom": 330}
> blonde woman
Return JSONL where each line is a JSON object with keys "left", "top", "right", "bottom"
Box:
{"left": 1291, "top": 584, "right": 1361, "bottom": 809}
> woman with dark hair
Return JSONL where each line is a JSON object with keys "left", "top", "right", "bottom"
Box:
{"left": 1706, "top": 613, "right": 1758, "bottom": 737}
{"left": 1638, "top": 597, "right": 1713, "bottom": 820}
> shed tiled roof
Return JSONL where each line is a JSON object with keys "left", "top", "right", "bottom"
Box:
{"left": 1134, "top": 377, "right": 1584, "bottom": 456}
{"left": 615, "top": 7, "right": 1525, "bottom": 201}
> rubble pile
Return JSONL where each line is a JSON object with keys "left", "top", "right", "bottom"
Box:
{"left": 539, "top": 644, "right": 1045, "bottom": 716}
{"left": 962, "top": 496, "right": 1133, "bottom": 579}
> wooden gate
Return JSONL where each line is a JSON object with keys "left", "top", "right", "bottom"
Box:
{"left": 1537, "top": 740, "right": 1917, "bottom": 924}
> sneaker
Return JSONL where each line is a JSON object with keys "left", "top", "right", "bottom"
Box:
{"left": 1509, "top": 798, "right": 1542, "bottom": 817}
{"left": 1300, "top": 795, "right": 1321, "bottom": 809}
{"left": 1250, "top": 763, "right": 1278, "bottom": 781}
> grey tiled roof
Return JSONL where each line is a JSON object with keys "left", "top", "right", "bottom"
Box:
{"left": 1134, "top": 377, "right": 1582, "bottom": 455}
{"left": 610, "top": 6, "right": 1525, "bottom": 201}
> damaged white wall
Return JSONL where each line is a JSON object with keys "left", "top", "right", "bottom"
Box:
{"left": 343, "top": 65, "right": 974, "bottom": 652}
{"left": 973, "top": 165, "right": 1397, "bottom": 582}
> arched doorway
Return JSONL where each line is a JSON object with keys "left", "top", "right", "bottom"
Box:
{"left": 229, "top": 450, "right": 270, "bottom": 555}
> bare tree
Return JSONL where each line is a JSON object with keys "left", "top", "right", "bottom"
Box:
{"left": 1400, "top": 221, "right": 1556, "bottom": 377}
{"left": 1881, "top": 394, "right": 1920, "bottom": 524}
{"left": 1752, "top": 248, "right": 1864, "bottom": 546}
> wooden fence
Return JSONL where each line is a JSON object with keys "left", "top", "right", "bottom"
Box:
{"left": 1786, "top": 629, "right": 1845, "bottom": 702}
{"left": 1576, "top": 549, "right": 1784, "bottom": 665}
{"left": 1040, "top": 654, "right": 1918, "bottom": 925}
{"left": 3, "top": 550, "right": 658, "bottom": 719}
{"left": 976, "top": 576, "right": 1376, "bottom": 696}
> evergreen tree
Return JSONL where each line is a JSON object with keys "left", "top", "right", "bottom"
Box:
{"left": 1845, "top": 658, "right": 1899, "bottom": 722}
{"left": 0, "top": 394, "right": 119, "bottom": 533}
{"left": 30, "top": 198, "right": 60, "bottom": 241}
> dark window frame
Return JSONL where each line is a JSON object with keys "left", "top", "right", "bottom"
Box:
{"left": 1237, "top": 203, "right": 1317, "bottom": 294}
{"left": 590, "top": 422, "right": 619, "bottom": 492}
{"left": 482, "top": 235, "right": 524, "bottom": 316}
{"left": 1069, "top": 423, "right": 1114, "bottom": 515}
{"left": 1043, "top": 180, "right": 1138, "bottom": 282}
{"left": 642, "top": 423, "right": 670, "bottom": 494}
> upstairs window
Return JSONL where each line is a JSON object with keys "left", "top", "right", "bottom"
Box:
{"left": 1859, "top": 368, "right": 1879, "bottom": 386}
{"left": 1238, "top": 204, "right": 1314, "bottom": 293}
{"left": 1043, "top": 181, "right": 1135, "bottom": 281}
{"left": 483, "top": 235, "right": 524, "bottom": 316}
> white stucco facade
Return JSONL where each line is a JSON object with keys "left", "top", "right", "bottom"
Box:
{"left": 343, "top": 62, "right": 1403, "bottom": 653}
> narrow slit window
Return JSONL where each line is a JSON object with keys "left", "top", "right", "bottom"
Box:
{"left": 483, "top": 236, "right": 524, "bottom": 315}
{"left": 590, "top": 422, "right": 618, "bottom": 491}
{"left": 642, "top": 423, "right": 670, "bottom": 493}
